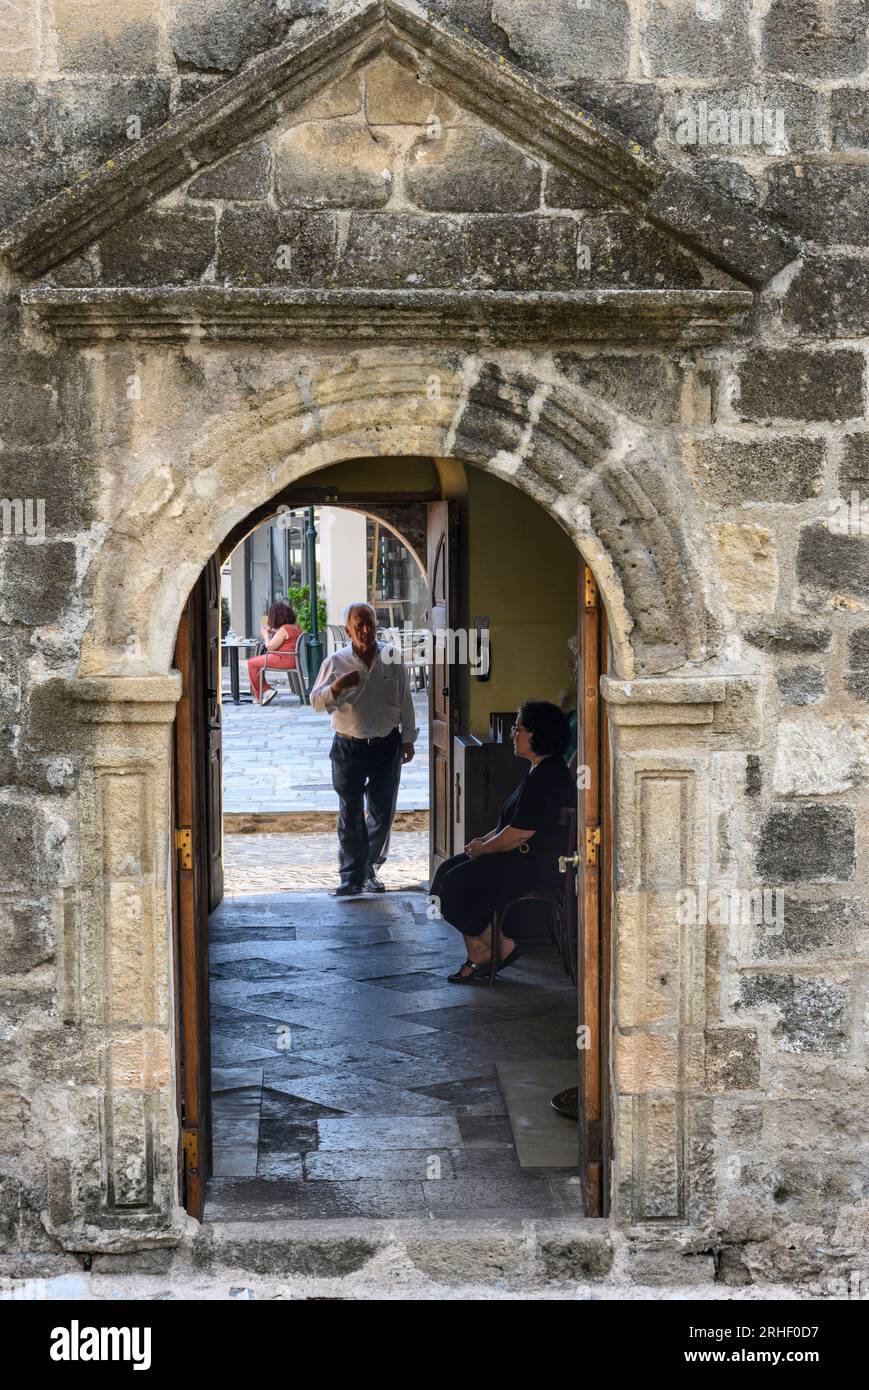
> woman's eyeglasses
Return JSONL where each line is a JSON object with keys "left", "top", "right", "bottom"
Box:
{"left": 510, "top": 723, "right": 526, "bottom": 735}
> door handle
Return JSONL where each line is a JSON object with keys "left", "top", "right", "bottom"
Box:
{"left": 559, "top": 851, "right": 580, "bottom": 873}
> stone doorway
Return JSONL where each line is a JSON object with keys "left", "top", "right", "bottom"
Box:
{"left": 175, "top": 458, "right": 603, "bottom": 1225}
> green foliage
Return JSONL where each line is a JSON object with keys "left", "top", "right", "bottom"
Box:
{"left": 220, "top": 596, "right": 231, "bottom": 632}
{"left": 288, "top": 584, "right": 327, "bottom": 634}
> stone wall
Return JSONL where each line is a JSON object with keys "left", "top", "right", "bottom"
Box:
{"left": 0, "top": 0, "right": 866, "bottom": 1286}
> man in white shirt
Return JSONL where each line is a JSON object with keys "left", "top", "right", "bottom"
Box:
{"left": 310, "top": 602, "right": 419, "bottom": 896}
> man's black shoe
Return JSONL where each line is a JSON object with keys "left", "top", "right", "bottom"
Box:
{"left": 330, "top": 882, "right": 362, "bottom": 897}
{"left": 363, "top": 875, "right": 386, "bottom": 893}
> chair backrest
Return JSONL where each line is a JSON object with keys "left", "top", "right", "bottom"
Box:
{"left": 296, "top": 631, "right": 311, "bottom": 683}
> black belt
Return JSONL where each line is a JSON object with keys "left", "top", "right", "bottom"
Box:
{"left": 335, "top": 729, "right": 399, "bottom": 746}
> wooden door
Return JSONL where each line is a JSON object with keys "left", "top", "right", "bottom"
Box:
{"left": 172, "top": 568, "right": 215, "bottom": 1219}
{"left": 428, "top": 501, "right": 457, "bottom": 874}
{"left": 205, "top": 554, "right": 224, "bottom": 912}
{"left": 575, "top": 561, "right": 611, "bottom": 1217}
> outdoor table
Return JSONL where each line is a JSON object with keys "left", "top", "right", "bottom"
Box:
{"left": 222, "top": 639, "right": 259, "bottom": 704}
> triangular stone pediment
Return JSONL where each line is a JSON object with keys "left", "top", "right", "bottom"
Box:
{"left": 2, "top": 0, "right": 795, "bottom": 297}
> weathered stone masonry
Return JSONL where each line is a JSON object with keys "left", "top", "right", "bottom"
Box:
{"left": 0, "top": 0, "right": 865, "bottom": 1287}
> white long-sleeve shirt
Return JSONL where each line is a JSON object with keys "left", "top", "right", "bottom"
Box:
{"left": 310, "top": 641, "right": 420, "bottom": 742}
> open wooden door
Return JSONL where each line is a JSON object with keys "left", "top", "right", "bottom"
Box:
{"left": 428, "top": 501, "right": 457, "bottom": 876}
{"left": 574, "top": 560, "right": 612, "bottom": 1217}
{"left": 205, "top": 554, "right": 224, "bottom": 912}
{"left": 172, "top": 562, "right": 218, "bottom": 1219}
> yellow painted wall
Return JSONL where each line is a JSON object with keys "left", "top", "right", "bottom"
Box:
{"left": 461, "top": 466, "right": 578, "bottom": 738}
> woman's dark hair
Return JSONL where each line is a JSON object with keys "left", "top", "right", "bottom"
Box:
{"left": 268, "top": 601, "right": 296, "bottom": 630}
{"left": 517, "top": 700, "right": 571, "bottom": 757}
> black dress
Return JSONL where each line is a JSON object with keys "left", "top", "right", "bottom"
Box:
{"left": 429, "top": 754, "right": 576, "bottom": 938}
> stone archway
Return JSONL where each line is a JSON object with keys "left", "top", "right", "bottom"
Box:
{"left": 76, "top": 349, "right": 719, "bottom": 683}
{"left": 56, "top": 348, "right": 759, "bottom": 1250}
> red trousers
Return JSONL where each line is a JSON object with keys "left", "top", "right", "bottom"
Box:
{"left": 247, "top": 653, "right": 295, "bottom": 700}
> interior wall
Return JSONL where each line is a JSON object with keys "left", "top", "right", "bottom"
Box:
{"left": 460, "top": 466, "right": 579, "bottom": 739}
{"left": 321, "top": 507, "right": 367, "bottom": 624}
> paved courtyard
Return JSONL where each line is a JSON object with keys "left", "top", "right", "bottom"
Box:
{"left": 207, "top": 889, "right": 581, "bottom": 1222}
{"left": 221, "top": 672, "right": 429, "bottom": 815}
{"left": 224, "top": 830, "right": 428, "bottom": 895}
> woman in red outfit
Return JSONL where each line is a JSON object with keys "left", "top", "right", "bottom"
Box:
{"left": 247, "top": 601, "right": 301, "bottom": 706}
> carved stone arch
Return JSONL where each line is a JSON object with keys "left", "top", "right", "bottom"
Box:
{"left": 78, "top": 350, "right": 718, "bottom": 682}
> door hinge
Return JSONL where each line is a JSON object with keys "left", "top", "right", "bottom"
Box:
{"left": 584, "top": 569, "right": 598, "bottom": 609}
{"left": 585, "top": 824, "right": 601, "bottom": 866}
{"left": 175, "top": 827, "right": 192, "bottom": 870}
{"left": 182, "top": 1127, "right": 199, "bottom": 1172}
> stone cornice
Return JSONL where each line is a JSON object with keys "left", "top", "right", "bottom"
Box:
{"left": 21, "top": 286, "right": 753, "bottom": 345}
{"left": 68, "top": 674, "right": 183, "bottom": 723}
{"left": 0, "top": 0, "right": 796, "bottom": 287}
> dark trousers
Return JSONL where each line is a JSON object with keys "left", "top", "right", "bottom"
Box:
{"left": 329, "top": 727, "right": 402, "bottom": 887}
{"left": 430, "top": 849, "right": 560, "bottom": 938}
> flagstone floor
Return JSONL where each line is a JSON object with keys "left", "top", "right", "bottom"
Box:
{"left": 206, "top": 890, "right": 582, "bottom": 1222}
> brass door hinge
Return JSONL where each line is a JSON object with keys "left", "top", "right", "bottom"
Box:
{"left": 585, "top": 824, "right": 601, "bottom": 866}
{"left": 175, "top": 827, "right": 192, "bottom": 870}
{"left": 584, "top": 569, "right": 598, "bottom": 609}
{"left": 182, "top": 1127, "right": 199, "bottom": 1172}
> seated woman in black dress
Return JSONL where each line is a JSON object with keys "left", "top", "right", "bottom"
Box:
{"left": 429, "top": 700, "right": 576, "bottom": 984}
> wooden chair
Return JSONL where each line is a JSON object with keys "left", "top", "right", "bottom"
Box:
{"left": 487, "top": 807, "right": 578, "bottom": 986}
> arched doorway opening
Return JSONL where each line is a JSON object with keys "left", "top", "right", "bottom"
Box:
{"left": 171, "top": 454, "right": 613, "bottom": 1224}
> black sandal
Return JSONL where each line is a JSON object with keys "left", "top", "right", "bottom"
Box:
{"left": 447, "top": 959, "right": 492, "bottom": 984}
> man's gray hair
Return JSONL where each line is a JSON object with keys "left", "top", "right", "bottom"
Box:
{"left": 342, "top": 601, "right": 377, "bottom": 625}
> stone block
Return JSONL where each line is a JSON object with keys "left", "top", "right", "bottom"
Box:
{"left": 188, "top": 144, "right": 271, "bottom": 200}
{"left": 0, "top": 542, "right": 78, "bottom": 626}
{"left": 773, "top": 717, "right": 869, "bottom": 795}
{"left": 845, "top": 625, "right": 869, "bottom": 699}
{"left": 839, "top": 437, "right": 869, "bottom": 499}
{"left": 36, "top": 78, "right": 171, "bottom": 164}
{"left": 690, "top": 436, "right": 824, "bottom": 504}
{"left": 543, "top": 169, "right": 615, "bottom": 211}
{"left": 710, "top": 523, "right": 779, "bottom": 613}
{"left": 0, "top": 6, "right": 38, "bottom": 75}
{"left": 559, "top": 81, "right": 662, "bottom": 147}
{"left": 0, "top": 899, "right": 54, "bottom": 974}
{"left": 763, "top": 0, "right": 867, "bottom": 79}
{"left": 647, "top": 173, "right": 797, "bottom": 286}
{"left": 783, "top": 254, "right": 869, "bottom": 337}
{"left": 796, "top": 523, "right": 869, "bottom": 603}
{"left": 743, "top": 623, "right": 831, "bottom": 655}
{"left": 662, "top": 82, "right": 824, "bottom": 156}
{"left": 491, "top": 0, "right": 630, "bottom": 79}
{"left": 0, "top": 451, "right": 97, "bottom": 535}
{"left": 765, "top": 164, "right": 869, "bottom": 245}
{"left": 100, "top": 208, "right": 216, "bottom": 286}
{"left": 54, "top": 0, "right": 162, "bottom": 74}
{"left": 273, "top": 122, "right": 395, "bottom": 210}
{"left": 831, "top": 87, "right": 869, "bottom": 151}
{"left": 736, "top": 349, "right": 865, "bottom": 423}
{"left": 643, "top": 0, "right": 752, "bottom": 79}
{"left": 363, "top": 53, "right": 460, "bottom": 126}
{"left": 555, "top": 352, "right": 682, "bottom": 425}
{"left": 536, "top": 1227, "right": 614, "bottom": 1280}
{"left": 406, "top": 128, "right": 541, "bottom": 214}
{"left": 462, "top": 214, "right": 580, "bottom": 290}
{"left": 738, "top": 973, "right": 850, "bottom": 1054}
{"left": 170, "top": 0, "right": 287, "bottom": 73}
{"left": 749, "top": 895, "right": 863, "bottom": 961}
{"left": 777, "top": 665, "right": 826, "bottom": 706}
{"left": 757, "top": 804, "right": 856, "bottom": 883}
{"left": 705, "top": 1028, "right": 760, "bottom": 1092}
{"left": 217, "top": 207, "right": 337, "bottom": 284}
{"left": 576, "top": 212, "right": 706, "bottom": 288}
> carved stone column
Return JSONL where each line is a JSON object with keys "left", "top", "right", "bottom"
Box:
{"left": 601, "top": 675, "right": 754, "bottom": 1231}
{"left": 56, "top": 675, "right": 185, "bottom": 1248}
